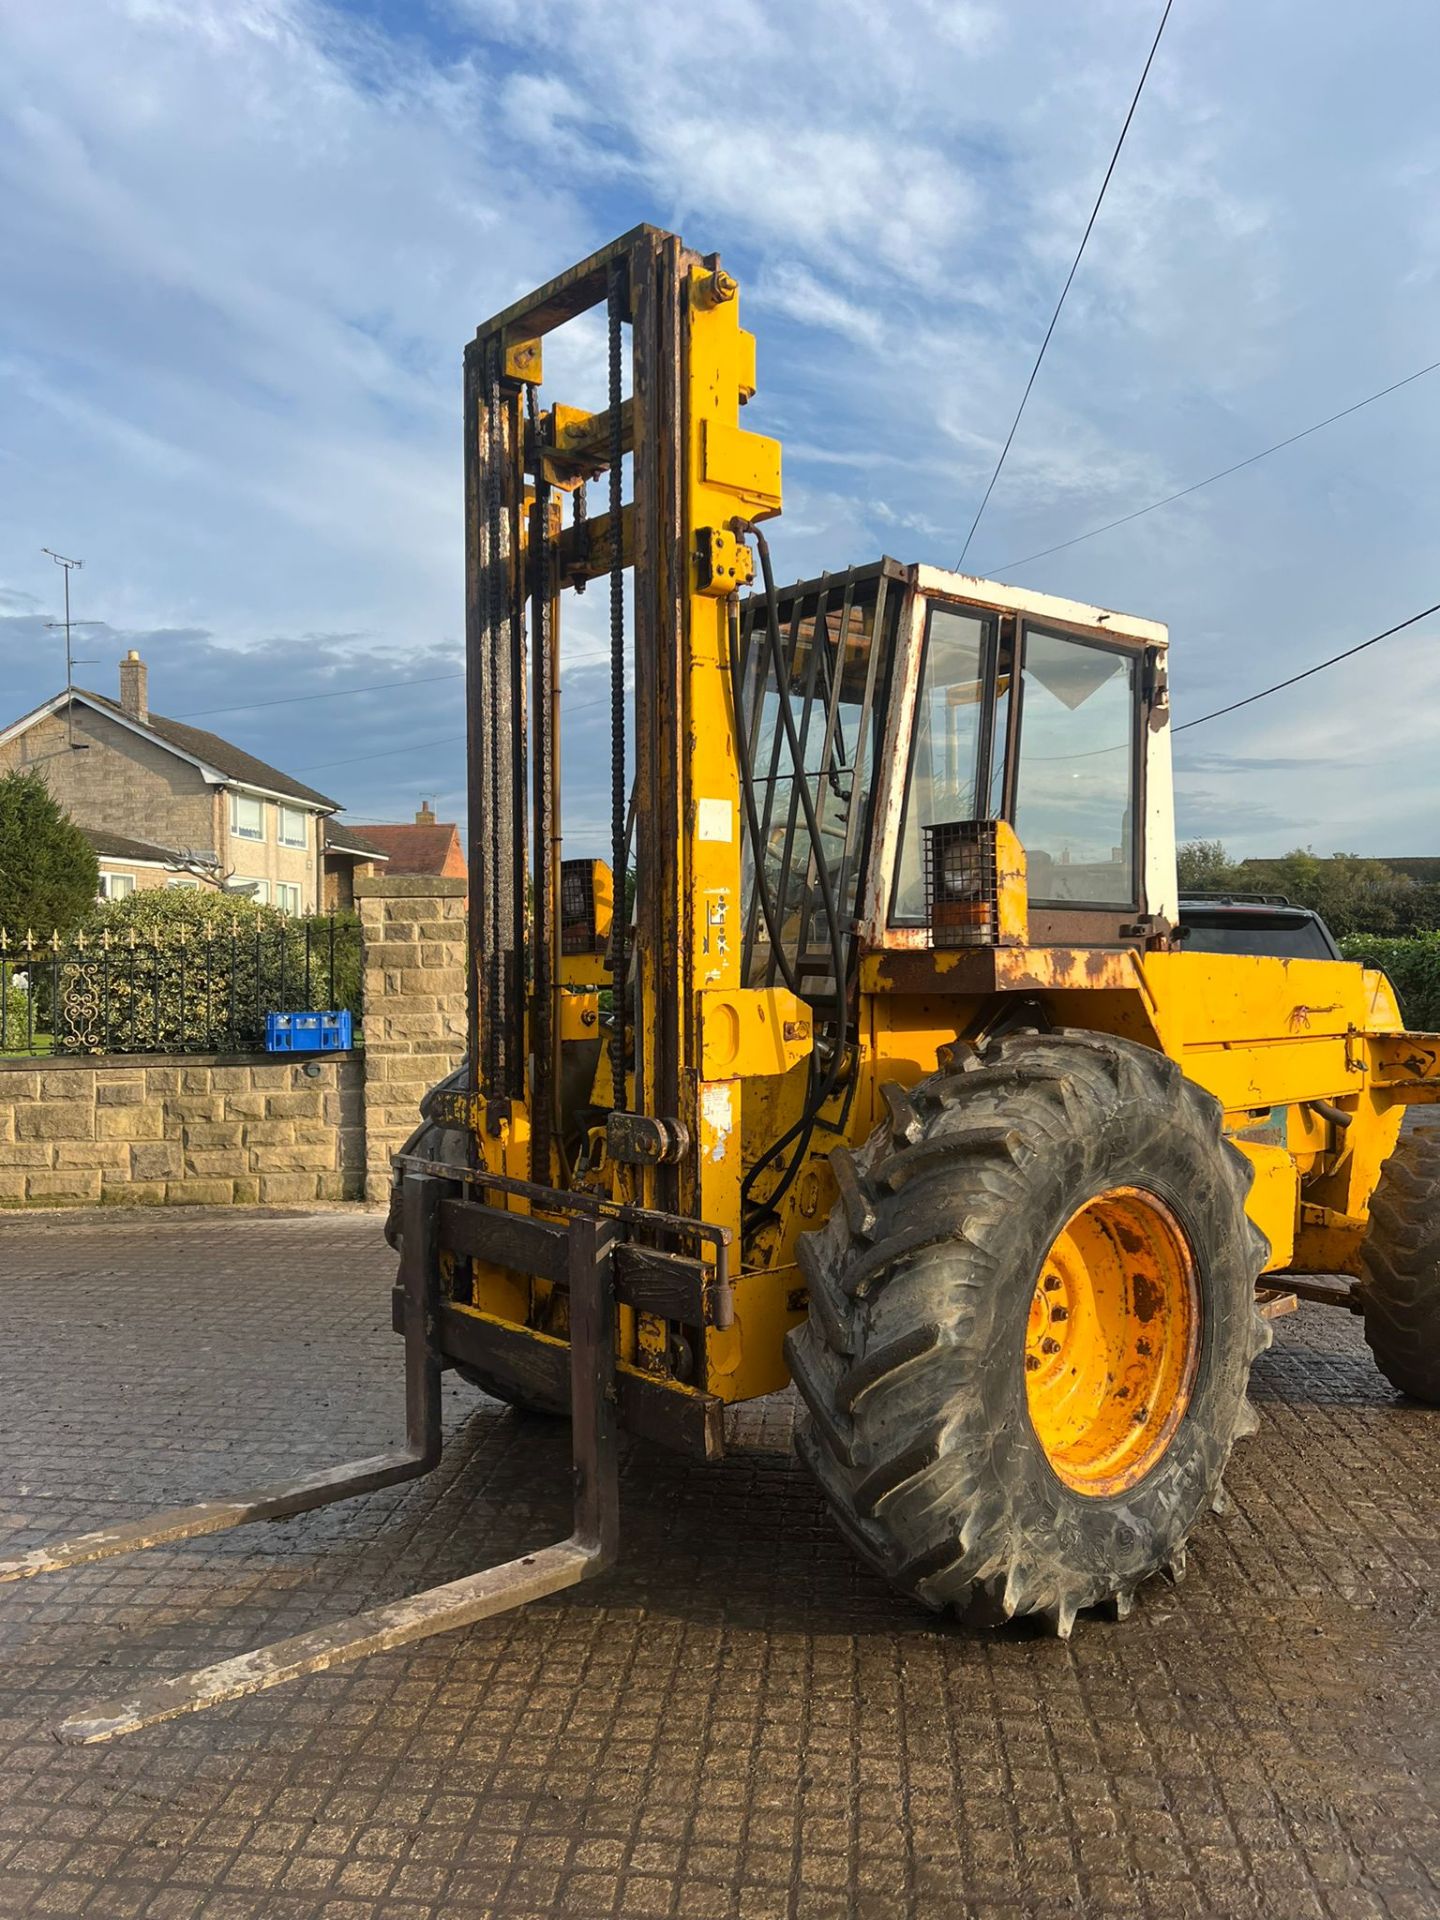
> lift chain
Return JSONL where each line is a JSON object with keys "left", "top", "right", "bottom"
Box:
{"left": 527, "top": 378, "right": 554, "bottom": 1182}
{"left": 607, "top": 260, "right": 627, "bottom": 1115}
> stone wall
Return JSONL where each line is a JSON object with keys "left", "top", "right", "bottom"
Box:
{"left": 0, "top": 876, "right": 463, "bottom": 1209}
{"left": 0, "top": 1054, "right": 365, "bottom": 1207}
{"left": 356, "top": 875, "right": 467, "bottom": 1202}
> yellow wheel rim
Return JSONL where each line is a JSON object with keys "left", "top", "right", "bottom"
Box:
{"left": 1024, "top": 1187, "right": 1200, "bottom": 1497}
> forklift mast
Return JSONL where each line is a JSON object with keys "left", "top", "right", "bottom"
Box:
{"left": 464, "top": 223, "right": 794, "bottom": 1235}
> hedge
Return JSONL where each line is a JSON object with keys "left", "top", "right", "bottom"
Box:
{"left": 1339, "top": 933, "right": 1440, "bottom": 1031}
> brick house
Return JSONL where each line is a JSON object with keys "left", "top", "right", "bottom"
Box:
{"left": 343, "top": 804, "right": 466, "bottom": 883}
{"left": 0, "top": 650, "right": 344, "bottom": 913}
{"left": 322, "top": 820, "right": 391, "bottom": 909}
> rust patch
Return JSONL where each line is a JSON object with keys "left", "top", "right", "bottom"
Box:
{"left": 1131, "top": 1269, "right": 1163, "bottom": 1323}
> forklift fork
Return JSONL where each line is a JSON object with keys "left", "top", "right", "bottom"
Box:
{"left": 0, "top": 1173, "right": 620, "bottom": 1744}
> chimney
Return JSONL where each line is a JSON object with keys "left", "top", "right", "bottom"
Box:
{"left": 415, "top": 801, "right": 436, "bottom": 825}
{"left": 119, "top": 649, "right": 148, "bottom": 722}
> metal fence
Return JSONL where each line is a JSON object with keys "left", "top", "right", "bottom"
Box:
{"left": 0, "top": 917, "right": 362, "bottom": 1057}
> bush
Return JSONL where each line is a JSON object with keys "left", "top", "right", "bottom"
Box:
{"left": 1340, "top": 933, "right": 1440, "bottom": 1032}
{"left": 0, "top": 977, "right": 34, "bottom": 1052}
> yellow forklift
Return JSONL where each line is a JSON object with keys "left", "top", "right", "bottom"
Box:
{"left": 8, "top": 226, "right": 1437, "bottom": 1741}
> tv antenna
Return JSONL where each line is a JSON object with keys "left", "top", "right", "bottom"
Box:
{"left": 42, "top": 550, "right": 103, "bottom": 751}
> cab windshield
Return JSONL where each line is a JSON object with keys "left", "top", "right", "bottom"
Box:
{"left": 892, "top": 605, "right": 1139, "bottom": 921}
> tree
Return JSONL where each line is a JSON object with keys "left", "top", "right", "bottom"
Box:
{"left": 1176, "top": 839, "right": 1240, "bottom": 893}
{"left": 1243, "top": 849, "right": 1419, "bottom": 939}
{"left": 0, "top": 769, "right": 99, "bottom": 936}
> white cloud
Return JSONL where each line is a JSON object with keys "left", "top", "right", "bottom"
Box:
{"left": 3, "top": 0, "right": 1440, "bottom": 845}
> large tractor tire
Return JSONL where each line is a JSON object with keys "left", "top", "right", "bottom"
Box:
{"left": 1360, "top": 1128, "right": 1440, "bottom": 1403}
{"left": 385, "top": 1068, "right": 566, "bottom": 1418}
{"left": 786, "top": 1029, "right": 1272, "bottom": 1635}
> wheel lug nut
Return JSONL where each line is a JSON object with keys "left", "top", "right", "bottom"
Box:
{"left": 1040, "top": 1337, "right": 1062, "bottom": 1355}
{"left": 1025, "top": 1355, "right": 1040, "bottom": 1372}
{"left": 1050, "top": 1306, "right": 1069, "bottom": 1322}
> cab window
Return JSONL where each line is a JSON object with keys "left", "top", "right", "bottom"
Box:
{"left": 891, "top": 606, "right": 994, "bottom": 921}
{"left": 1013, "top": 629, "right": 1137, "bottom": 906}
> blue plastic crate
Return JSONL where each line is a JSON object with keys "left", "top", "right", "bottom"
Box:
{"left": 265, "top": 1010, "right": 352, "bottom": 1052}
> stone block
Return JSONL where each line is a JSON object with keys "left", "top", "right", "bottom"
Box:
{"left": 54, "top": 1140, "right": 129, "bottom": 1171}
{"left": 170, "top": 1095, "right": 224, "bottom": 1124}
{"left": 15, "top": 1101, "right": 94, "bottom": 1141}
{"left": 101, "top": 1181, "right": 167, "bottom": 1207}
{"left": 145, "top": 1067, "right": 181, "bottom": 1096}
{"left": 182, "top": 1120, "right": 244, "bottom": 1150}
{"left": 368, "top": 941, "right": 421, "bottom": 970}
{"left": 2, "top": 1141, "right": 53, "bottom": 1169}
{"left": 248, "top": 1066, "right": 292, "bottom": 1089}
{"left": 40, "top": 1069, "right": 95, "bottom": 1101}
{"left": 250, "top": 1141, "right": 336, "bottom": 1173}
{"left": 0, "top": 1071, "right": 39, "bottom": 1101}
{"left": 0, "top": 1170, "right": 28, "bottom": 1202}
{"left": 180, "top": 1068, "right": 214, "bottom": 1094}
{"left": 96, "top": 1079, "right": 145, "bottom": 1107}
{"left": 208, "top": 1067, "right": 256, "bottom": 1091}
{"left": 396, "top": 967, "right": 466, "bottom": 999}
{"left": 184, "top": 1148, "right": 248, "bottom": 1177}
{"left": 266, "top": 1089, "right": 322, "bottom": 1119}
{"left": 258, "top": 1172, "right": 321, "bottom": 1203}
{"left": 164, "top": 1179, "right": 237, "bottom": 1205}
{"left": 131, "top": 1141, "right": 183, "bottom": 1181}
{"left": 223, "top": 1089, "right": 269, "bottom": 1119}
{"left": 97, "top": 1103, "right": 164, "bottom": 1140}
{"left": 26, "top": 1168, "right": 103, "bottom": 1202}
{"left": 231, "top": 1175, "right": 261, "bottom": 1204}
{"left": 244, "top": 1118, "right": 295, "bottom": 1147}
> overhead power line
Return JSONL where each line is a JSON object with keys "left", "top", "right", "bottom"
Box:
{"left": 293, "top": 689, "right": 610, "bottom": 773}
{"left": 987, "top": 357, "right": 1440, "bottom": 575}
{"left": 955, "top": 0, "right": 1174, "bottom": 569}
{"left": 172, "top": 646, "right": 617, "bottom": 722}
{"left": 176, "top": 671, "right": 463, "bottom": 719}
{"left": 1176, "top": 599, "right": 1440, "bottom": 733}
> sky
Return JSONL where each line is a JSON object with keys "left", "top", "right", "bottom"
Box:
{"left": 2, "top": 0, "right": 1438, "bottom": 857}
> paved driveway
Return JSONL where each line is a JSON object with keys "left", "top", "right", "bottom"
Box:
{"left": 0, "top": 1209, "right": 1435, "bottom": 1920}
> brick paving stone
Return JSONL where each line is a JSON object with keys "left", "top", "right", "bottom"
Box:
{"left": 0, "top": 1209, "right": 1435, "bottom": 1920}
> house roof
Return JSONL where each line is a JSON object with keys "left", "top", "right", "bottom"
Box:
{"left": 80, "top": 826, "right": 186, "bottom": 866}
{"left": 323, "top": 820, "right": 391, "bottom": 861}
{"left": 347, "top": 821, "right": 465, "bottom": 877}
{"left": 70, "top": 690, "right": 340, "bottom": 810}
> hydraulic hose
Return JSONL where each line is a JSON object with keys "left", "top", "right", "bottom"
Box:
{"left": 731, "top": 519, "right": 853, "bottom": 1230}
{"left": 727, "top": 600, "right": 802, "bottom": 998}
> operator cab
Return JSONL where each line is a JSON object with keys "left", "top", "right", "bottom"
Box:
{"left": 737, "top": 559, "right": 1175, "bottom": 999}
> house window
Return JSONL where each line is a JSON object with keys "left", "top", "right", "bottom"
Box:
{"left": 230, "top": 792, "right": 265, "bottom": 841}
{"left": 99, "top": 872, "right": 135, "bottom": 899}
{"left": 276, "top": 882, "right": 302, "bottom": 915}
{"left": 235, "top": 878, "right": 268, "bottom": 904}
{"left": 278, "top": 805, "right": 307, "bottom": 848}
{"left": 167, "top": 878, "right": 198, "bottom": 891}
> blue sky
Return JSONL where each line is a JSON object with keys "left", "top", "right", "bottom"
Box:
{"left": 2, "top": 0, "right": 1438, "bottom": 855}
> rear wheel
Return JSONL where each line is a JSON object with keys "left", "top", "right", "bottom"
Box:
{"left": 786, "top": 1030, "right": 1271, "bottom": 1633}
{"left": 1360, "top": 1128, "right": 1440, "bottom": 1404}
